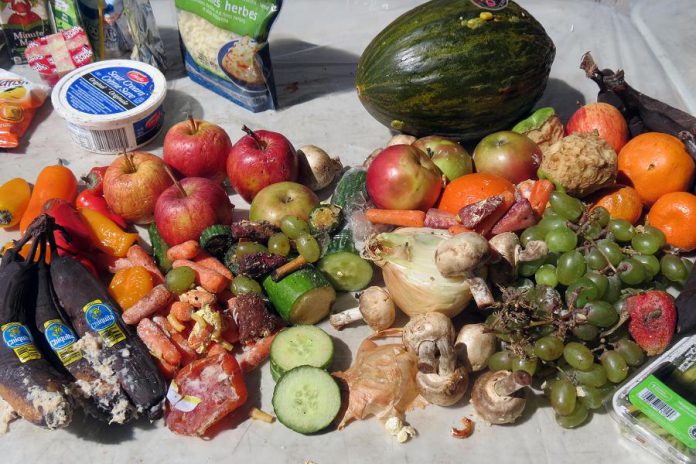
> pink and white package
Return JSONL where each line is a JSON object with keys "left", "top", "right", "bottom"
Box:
{"left": 24, "top": 26, "right": 94, "bottom": 86}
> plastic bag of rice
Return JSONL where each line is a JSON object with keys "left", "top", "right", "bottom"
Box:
{"left": 175, "top": 0, "right": 282, "bottom": 112}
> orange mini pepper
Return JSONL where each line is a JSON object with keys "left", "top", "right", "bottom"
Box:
{"left": 79, "top": 207, "right": 138, "bottom": 258}
{"left": 0, "top": 178, "right": 31, "bottom": 228}
{"left": 20, "top": 165, "right": 78, "bottom": 233}
{"left": 108, "top": 266, "right": 154, "bottom": 310}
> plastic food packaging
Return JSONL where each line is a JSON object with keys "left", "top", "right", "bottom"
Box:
{"left": 0, "top": 69, "right": 50, "bottom": 149}
{"left": 610, "top": 334, "right": 696, "bottom": 464}
{"left": 0, "top": 0, "right": 51, "bottom": 64}
{"left": 49, "top": 0, "right": 84, "bottom": 31}
{"left": 51, "top": 59, "right": 166, "bottom": 154}
{"left": 24, "top": 26, "right": 94, "bottom": 87}
{"left": 175, "top": 0, "right": 282, "bottom": 112}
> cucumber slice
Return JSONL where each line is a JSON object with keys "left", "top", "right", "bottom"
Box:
{"left": 272, "top": 366, "right": 341, "bottom": 434}
{"left": 270, "top": 325, "right": 334, "bottom": 380}
{"left": 270, "top": 359, "right": 284, "bottom": 382}
{"left": 318, "top": 251, "right": 373, "bottom": 292}
{"left": 200, "top": 225, "right": 233, "bottom": 259}
{"left": 263, "top": 266, "right": 336, "bottom": 325}
{"left": 309, "top": 204, "right": 343, "bottom": 235}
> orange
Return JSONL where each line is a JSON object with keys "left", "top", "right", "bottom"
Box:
{"left": 439, "top": 172, "right": 515, "bottom": 214}
{"left": 591, "top": 186, "right": 643, "bottom": 225}
{"left": 617, "top": 132, "right": 695, "bottom": 206}
{"left": 647, "top": 191, "right": 696, "bottom": 251}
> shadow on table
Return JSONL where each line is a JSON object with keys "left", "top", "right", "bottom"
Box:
{"left": 66, "top": 408, "right": 156, "bottom": 444}
{"left": 271, "top": 39, "right": 359, "bottom": 109}
{"left": 160, "top": 26, "right": 186, "bottom": 81}
{"left": 536, "top": 77, "right": 587, "bottom": 122}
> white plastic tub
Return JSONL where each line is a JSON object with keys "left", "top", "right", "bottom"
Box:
{"left": 51, "top": 59, "right": 167, "bottom": 154}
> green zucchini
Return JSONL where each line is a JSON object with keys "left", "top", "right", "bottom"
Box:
{"left": 199, "top": 225, "right": 233, "bottom": 259}
{"left": 308, "top": 204, "right": 343, "bottom": 235}
{"left": 272, "top": 366, "right": 341, "bottom": 434}
{"left": 270, "top": 325, "right": 334, "bottom": 382}
{"left": 331, "top": 168, "right": 367, "bottom": 210}
{"left": 148, "top": 223, "right": 172, "bottom": 273}
{"left": 263, "top": 266, "right": 336, "bottom": 325}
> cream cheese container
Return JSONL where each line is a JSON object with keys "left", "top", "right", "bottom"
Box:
{"left": 52, "top": 59, "right": 166, "bottom": 154}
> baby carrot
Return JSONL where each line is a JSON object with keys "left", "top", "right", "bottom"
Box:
{"left": 365, "top": 208, "right": 426, "bottom": 227}
{"left": 529, "top": 179, "right": 555, "bottom": 217}
{"left": 447, "top": 224, "right": 474, "bottom": 235}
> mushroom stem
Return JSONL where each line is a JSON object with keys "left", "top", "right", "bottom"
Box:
{"left": 493, "top": 370, "right": 532, "bottom": 397}
{"left": 466, "top": 277, "right": 495, "bottom": 309}
{"left": 436, "top": 338, "right": 456, "bottom": 374}
{"left": 418, "top": 341, "right": 437, "bottom": 373}
{"left": 329, "top": 308, "right": 362, "bottom": 330}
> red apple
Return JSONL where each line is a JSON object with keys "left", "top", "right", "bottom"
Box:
{"left": 412, "top": 135, "right": 473, "bottom": 182}
{"left": 163, "top": 116, "right": 231, "bottom": 183}
{"left": 248, "top": 181, "right": 319, "bottom": 227}
{"left": 472, "top": 131, "right": 542, "bottom": 185}
{"left": 103, "top": 151, "right": 174, "bottom": 224}
{"left": 227, "top": 126, "right": 298, "bottom": 203}
{"left": 366, "top": 145, "right": 442, "bottom": 211}
{"left": 154, "top": 177, "right": 234, "bottom": 246}
{"left": 566, "top": 102, "right": 628, "bottom": 153}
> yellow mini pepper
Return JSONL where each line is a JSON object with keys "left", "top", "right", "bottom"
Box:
{"left": 0, "top": 178, "right": 31, "bottom": 228}
{"left": 79, "top": 207, "right": 138, "bottom": 258}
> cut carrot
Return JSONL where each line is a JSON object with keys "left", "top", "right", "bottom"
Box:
{"left": 529, "top": 179, "right": 555, "bottom": 217}
{"left": 365, "top": 208, "right": 426, "bottom": 227}
{"left": 166, "top": 240, "right": 201, "bottom": 262}
{"left": 193, "top": 251, "right": 233, "bottom": 280}
{"left": 172, "top": 259, "right": 230, "bottom": 294}
{"left": 170, "top": 301, "right": 194, "bottom": 322}
{"left": 127, "top": 244, "right": 165, "bottom": 284}
{"left": 447, "top": 224, "right": 474, "bottom": 235}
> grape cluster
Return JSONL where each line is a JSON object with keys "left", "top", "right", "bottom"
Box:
{"left": 486, "top": 191, "right": 691, "bottom": 429}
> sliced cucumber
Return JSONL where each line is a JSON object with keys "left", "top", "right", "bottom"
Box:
{"left": 263, "top": 266, "right": 336, "bottom": 325}
{"left": 309, "top": 204, "right": 343, "bottom": 235}
{"left": 270, "top": 325, "right": 334, "bottom": 381}
{"left": 200, "top": 225, "right": 233, "bottom": 259}
{"left": 318, "top": 251, "right": 373, "bottom": 292}
{"left": 270, "top": 359, "right": 284, "bottom": 382}
{"left": 272, "top": 366, "right": 341, "bottom": 434}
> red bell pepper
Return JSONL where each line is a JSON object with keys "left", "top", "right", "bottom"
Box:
{"left": 76, "top": 188, "right": 128, "bottom": 229}
{"left": 43, "top": 198, "right": 98, "bottom": 255}
{"left": 82, "top": 166, "right": 109, "bottom": 194}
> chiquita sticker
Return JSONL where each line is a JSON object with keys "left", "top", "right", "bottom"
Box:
{"left": 2, "top": 322, "right": 42, "bottom": 363}
{"left": 82, "top": 299, "right": 126, "bottom": 347}
{"left": 470, "top": 0, "right": 508, "bottom": 10}
{"left": 44, "top": 319, "right": 82, "bottom": 366}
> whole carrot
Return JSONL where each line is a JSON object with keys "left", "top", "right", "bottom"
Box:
{"left": 20, "top": 165, "right": 78, "bottom": 233}
{"left": 529, "top": 179, "right": 554, "bottom": 217}
{"left": 365, "top": 208, "right": 426, "bottom": 227}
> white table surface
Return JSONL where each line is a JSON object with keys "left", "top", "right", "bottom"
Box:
{"left": 0, "top": 1, "right": 693, "bottom": 462}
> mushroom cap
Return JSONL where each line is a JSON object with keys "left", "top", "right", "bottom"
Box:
{"left": 402, "top": 312, "right": 456, "bottom": 355}
{"left": 416, "top": 366, "right": 469, "bottom": 406}
{"left": 471, "top": 370, "right": 527, "bottom": 424}
{"left": 455, "top": 323, "right": 497, "bottom": 372}
{"left": 488, "top": 232, "right": 519, "bottom": 265}
{"left": 358, "top": 286, "right": 396, "bottom": 330}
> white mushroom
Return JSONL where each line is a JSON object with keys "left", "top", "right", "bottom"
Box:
{"left": 471, "top": 370, "right": 531, "bottom": 424}
{"left": 386, "top": 134, "right": 417, "bottom": 146}
{"left": 329, "top": 286, "right": 395, "bottom": 331}
{"left": 297, "top": 145, "right": 344, "bottom": 191}
{"left": 455, "top": 323, "right": 497, "bottom": 372}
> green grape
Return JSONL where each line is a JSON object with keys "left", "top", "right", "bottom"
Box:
{"left": 280, "top": 215, "right": 310, "bottom": 239}
{"left": 550, "top": 378, "right": 577, "bottom": 416}
{"left": 585, "top": 247, "right": 608, "bottom": 270}
{"left": 511, "top": 356, "right": 538, "bottom": 376}
{"left": 572, "top": 324, "right": 599, "bottom": 341}
{"left": 296, "top": 234, "right": 321, "bottom": 263}
{"left": 230, "top": 275, "right": 263, "bottom": 295}
{"left": 520, "top": 225, "right": 546, "bottom": 247}
{"left": 545, "top": 252, "right": 560, "bottom": 266}
{"left": 268, "top": 233, "right": 291, "bottom": 256}
{"left": 590, "top": 206, "right": 610, "bottom": 227}
{"left": 660, "top": 254, "right": 689, "bottom": 283}
{"left": 601, "top": 351, "right": 629, "bottom": 383}
{"left": 236, "top": 241, "right": 268, "bottom": 258}
{"left": 488, "top": 351, "right": 512, "bottom": 371}
{"left": 582, "top": 221, "right": 603, "bottom": 240}
{"left": 584, "top": 272, "right": 608, "bottom": 299}
{"left": 538, "top": 216, "right": 568, "bottom": 235}
{"left": 556, "top": 251, "right": 586, "bottom": 286}
{"left": 579, "top": 386, "right": 606, "bottom": 410}
{"left": 555, "top": 403, "right": 589, "bottom": 429}
{"left": 571, "top": 363, "right": 608, "bottom": 387}
{"left": 618, "top": 258, "right": 646, "bottom": 286}
{"left": 533, "top": 336, "right": 564, "bottom": 361}
{"left": 545, "top": 227, "right": 578, "bottom": 253}
{"left": 585, "top": 301, "right": 619, "bottom": 328}
{"left": 549, "top": 191, "right": 585, "bottom": 222}
{"left": 596, "top": 239, "right": 623, "bottom": 266}
{"left": 565, "top": 277, "right": 599, "bottom": 307}
{"left": 543, "top": 207, "right": 561, "bottom": 219}
{"left": 684, "top": 258, "right": 694, "bottom": 276}
{"left": 614, "top": 339, "right": 645, "bottom": 367}
{"left": 563, "top": 342, "right": 594, "bottom": 371}
{"left": 632, "top": 226, "right": 666, "bottom": 255}
{"left": 603, "top": 275, "right": 623, "bottom": 304}
{"left": 535, "top": 264, "right": 558, "bottom": 288}
{"left": 165, "top": 266, "right": 196, "bottom": 294}
{"left": 519, "top": 257, "right": 545, "bottom": 277}
{"left": 514, "top": 277, "right": 535, "bottom": 289}
{"left": 607, "top": 219, "right": 635, "bottom": 242}
{"left": 634, "top": 254, "right": 660, "bottom": 280}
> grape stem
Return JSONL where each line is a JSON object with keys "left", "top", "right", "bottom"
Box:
{"left": 271, "top": 255, "right": 308, "bottom": 281}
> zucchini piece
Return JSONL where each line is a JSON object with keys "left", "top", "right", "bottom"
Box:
{"left": 148, "top": 223, "right": 172, "bottom": 273}
{"left": 263, "top": 266, "right": 336, "bottom": 325}
{"left": 270, "top": 325, "right": 334, "bottom": 381}
{"left": 331, "top": 168, "right": 367, "bottom": 209}
{"left": 200, "top": 225, "right": 233, "bottom": 259}
{"left": 318, "top": 251, "right": 373, "bottom": 292}
{"left": 272, "top": 366, "right": 341, "bottom": 434}
{"left": 308, "top": 204, "right": 343, "bottom": 235}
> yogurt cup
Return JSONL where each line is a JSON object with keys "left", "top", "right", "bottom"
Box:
{"left": 52, "top": 59, "right": 166, "bottom": 154}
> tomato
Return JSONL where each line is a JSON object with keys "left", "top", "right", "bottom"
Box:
{"left": 165, "top": 353, "right": 247, "bottom": 437}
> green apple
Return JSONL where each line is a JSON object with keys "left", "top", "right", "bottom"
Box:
{"left": 249, "top": 181, "right": 319, "bottom": 227}
{"left": 412, "top": 135, "right": 473, "bottom": 182}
